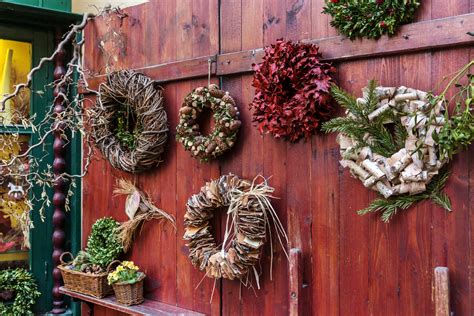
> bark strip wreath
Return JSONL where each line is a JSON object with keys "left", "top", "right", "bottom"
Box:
{"left": 250, "top": 39, "right": 336, "bottom": 142}
{"left": 183, "top": 175, "right": 288, "bottom": 286}
{"left": 176, "top": 84, "right": 241, "bottom": 161}
{"left": 90, "top": 70, "right": 168, "bottom": 173}
{"left": 323, "top": 81, "right": 452, "bottom": 221}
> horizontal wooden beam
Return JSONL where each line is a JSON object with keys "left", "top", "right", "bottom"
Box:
{"left": 83, "top": 13, "right": 474, "bottom": 92}
{"left": 216, "top": 13, "right": 474, "bottom": 75}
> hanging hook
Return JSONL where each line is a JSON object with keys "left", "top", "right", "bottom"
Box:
{"left": 207, "top": 55, "right": 217, "bottom": 87}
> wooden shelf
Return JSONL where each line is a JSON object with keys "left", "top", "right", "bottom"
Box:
{"left": 59, "top": 287, "right": 204, "bottom": 316}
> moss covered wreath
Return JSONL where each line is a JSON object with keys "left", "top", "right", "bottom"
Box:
{"left": 0, "top": 268, "right": 40, "bottom": 315}
{"left": 176, "top": 84, "right": 241, "bottom": 161}
{"left": 90, "top": 70, "right": 168, "bottom": 173}
{"left": 322, "top": 0, "right": 420, "bottom": 40}
{"left": 183, "top": 174, "right": 288, "bottom": 284}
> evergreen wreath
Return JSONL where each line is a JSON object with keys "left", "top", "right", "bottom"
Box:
{"left": 86, "top": 217, "right": 123, "bottom": 268}
{"left": 322, "top": 0, "right": 420, "bottom": 40}
{"left": 323, "top": 81, "right": 450, "bottom": 221}
{"left": 183, "top": 174, "right": 288, "bottom": 284}
{"left": 250, "top": 39, "right": 336, "bottom": 142}
{"left": 90, "top": 70, "right": 168, "bottom": 173}
{"left": 0, "top": 268, "right": 41, "bottom": 315}
{"left": 176, "top": 84, "right": 241, "bottom": 161}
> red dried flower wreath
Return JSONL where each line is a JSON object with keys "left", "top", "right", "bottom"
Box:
{"left": 250, "top": 39, "right": 336, "bottom": 142}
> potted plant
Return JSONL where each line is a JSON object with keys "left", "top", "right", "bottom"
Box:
{"left": 107, "top": 261, "right": 145, "bottom": 306}
{"left": 59, "top": 217, "right": 123, "bottom": 298}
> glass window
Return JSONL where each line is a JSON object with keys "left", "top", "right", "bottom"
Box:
{"left": 0, "top": 39, "right": 32, "bottom": 268}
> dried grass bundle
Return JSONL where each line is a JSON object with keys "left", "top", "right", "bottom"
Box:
{"left": 114, "top": 179, "right": 175, "bottom": 251}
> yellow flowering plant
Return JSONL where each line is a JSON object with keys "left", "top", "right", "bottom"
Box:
{"left": 107, "top": 261, "right": 145, "bottom": 285}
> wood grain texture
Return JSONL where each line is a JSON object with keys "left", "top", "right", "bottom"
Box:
{"left": 81, "top": 0, "right": 474, "bottom": 315}
{"left": 434, "top": 267, "right": 450, "bottom": 316}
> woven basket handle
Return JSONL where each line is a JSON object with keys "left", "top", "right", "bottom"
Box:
{"left": 106, "top": 260, "right": 121, "bottom": 272}
{"left": 60, "top": 252, "right": 74, "bottom": 265}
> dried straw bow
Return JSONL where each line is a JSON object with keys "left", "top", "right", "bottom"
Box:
{"left": 114, "top": 179, "right": 175, "bottom": 251}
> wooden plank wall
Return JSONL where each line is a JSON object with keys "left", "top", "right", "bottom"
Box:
{"left": 81, "top": 0, "right": 473, "bottom": 315}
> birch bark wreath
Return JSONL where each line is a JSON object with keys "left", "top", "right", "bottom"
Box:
{"left": 176, "top": 84, "right": 241, "bottom": 161}
{"left": 90, "top": 70, "right": 168, "bottom": 173}
{"left": 183, "top": 174, "right": 288, "bottom": 286}
{"left": 322, "top": 81, "right": 452, "bottom": 221}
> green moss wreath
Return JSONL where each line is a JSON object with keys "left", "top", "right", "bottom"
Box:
{"left": 322, "top": 0, "right": 420, "bottom": 40}
{"left": 86, "top": 217, "right": 123, "bottom": 268}
{"left": 0, "top": 268, "right": 40, "bottom": 315}
{"left": 176, "top": 84, "right": 241, "bottom": 161}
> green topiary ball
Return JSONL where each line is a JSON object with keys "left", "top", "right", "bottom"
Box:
{"left": 0, "top": 268, "right": 41, "bottom": 315}
{"left": 86, "top": 217, "right": 123, "bottom": 268}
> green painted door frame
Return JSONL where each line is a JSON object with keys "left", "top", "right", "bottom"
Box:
{"left": 0, "top": 19, "right": 81, "bottom": 315}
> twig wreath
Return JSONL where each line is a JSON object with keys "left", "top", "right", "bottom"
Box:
{"left": 322, "top": 0, "right": 420, "bottom": 40}
{"left": 250, "top": 39, "right": 336, "bottom": 142}
{"left": 176, "top": 84, "right": 241, "bottom": 161}
{"left": 183, "top": 175, "right": 288, "bottom": 287}
{"left": 90, "top": 70, "right": 168, "bottom": 173}
{"left": 323, "top": 64, "right": 474, "bottom": 221}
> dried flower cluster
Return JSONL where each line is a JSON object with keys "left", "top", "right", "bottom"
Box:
{"left": 250, "top": 39, "right": 336, "bottom": 142}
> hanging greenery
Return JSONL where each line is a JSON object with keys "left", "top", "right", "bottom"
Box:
{"left": 323, "top": 62, "right": 474, "bottom": 221}
{"left": 86, "top": 217, "right": 123, "bottom": 268}
{"left": 250, "top": 39, "right": 336, "bottom": 142}
{"left": 176, "top": 84, "right": 241, "bottom": 161}
{"left": 322, "top": 0, "right": 420, "bottom": 40}
{"left": 0, "top": 268, "right": 41, "bottom": 315}
{"left": 184, "top": 174, "right": 288, "bottom": 287}
{"left": 90, "top": 70, "right": 168, "bottom": 173}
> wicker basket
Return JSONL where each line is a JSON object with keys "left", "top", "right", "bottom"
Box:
{"left": 58, "top": 252, "right": 118, "bottom": 298}
{"left": 112, "top": 274, "right": 145, "bottom": 306}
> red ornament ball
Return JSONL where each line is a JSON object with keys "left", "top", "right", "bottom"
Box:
{"left": 250, "top": 39, "right": 337, "bottom": 142}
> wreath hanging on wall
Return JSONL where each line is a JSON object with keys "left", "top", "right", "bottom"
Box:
{"left": 0, "top": 268, "right": 40, "bottom": 315}
{"left": 176, "top": 84, "right": 241, "bottom": 161}
{"left": 323, "top": 63, "right": 474, "bottom": 221}
{"left": 322, "top": 0, "right": 420, "bottom": 40}
{"left": 183, "top": 174, "right": 288, "bottom": 284}
{"left": 90, "top": 70, "right": 168, "bottom": 173}
{"left": 250, "top": 39, "right": 336, "bottom": 142}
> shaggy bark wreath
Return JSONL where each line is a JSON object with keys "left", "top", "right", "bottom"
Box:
{"left": 90, "top": 70, "right": 168, "bottom": 173}
{"left": 250, "top": 39, "right": 336, "bottom": 142}
{"left": 176, "top": 84, "right": 241, "bottom": 161}
{"left": 183, "top": 174, "right": 288, "bottom": 287}
{"left": 322, "top": 0, "right": 420, "bottom": 40}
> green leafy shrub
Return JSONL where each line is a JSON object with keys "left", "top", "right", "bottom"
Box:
{"left": 86, "top": 217, "right": 123, "bottom": 268}
{"left": 0, "top": 268, "right": 41, "bottom": 316}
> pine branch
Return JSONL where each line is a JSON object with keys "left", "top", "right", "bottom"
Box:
{"left": 330, "top": 84, "right": 365, "bottom": 117}
{"left": 358, "top": 168, "right": 451, "bottom": 222}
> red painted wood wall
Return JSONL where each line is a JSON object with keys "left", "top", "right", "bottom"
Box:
{"left": 81, "top": 0, "right": 474, "bottom": 315}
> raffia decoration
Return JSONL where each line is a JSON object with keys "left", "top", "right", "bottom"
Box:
{"left": 114, "top": 179, "right": 175, "bottom": 251}
{"left": 338, "top": 86, "right": 447, "bottom": 198}
{"left": 90, "top": 70, "right": 168, "bottom": 173}
{"left": 176, "top": 84, "right": 241, "bottom": 162}
{"left": 184, "top": 174, "right": 288, "bottom": 285}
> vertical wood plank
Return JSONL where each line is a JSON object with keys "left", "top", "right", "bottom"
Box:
{"left": 288, "top": 248, "right": 303, "bottom": 316}
{"left": 434, "top": 267, "right": 450, "bottom": 316}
